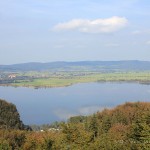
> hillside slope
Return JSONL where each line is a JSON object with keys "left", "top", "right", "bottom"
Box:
{"left": 1, "top": 60, "right": 150, "bottom": 72}
{"left": 0, "top": 99, "right": 24, "bottom": 130}
{"left": 0, "top": 101, "right": 150, "bottom": 149}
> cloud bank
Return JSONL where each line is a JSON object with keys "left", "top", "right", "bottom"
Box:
{"left": 53, "top": 16, "right": 128, "bottom": 33}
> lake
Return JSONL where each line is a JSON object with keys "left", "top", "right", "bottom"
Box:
{"left": 0, "top": 82, "right": 150, "bottom": 125}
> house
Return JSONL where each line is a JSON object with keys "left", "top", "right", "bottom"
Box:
{"left": 8, "top": 74, "right": 16, "bottom": 79}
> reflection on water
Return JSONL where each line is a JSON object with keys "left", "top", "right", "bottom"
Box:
{"left": 0, "top": 82, "right": 150, "bottom": 124}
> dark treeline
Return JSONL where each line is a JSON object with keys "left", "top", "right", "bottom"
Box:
{"left": 0, "top": 99, "right": 25, "bottom": 130}
{"left": 0, "top": 99, "right": 150, "bottom": 150}
{"left": 0, "top": 99, "right": 31, "bottom": 131}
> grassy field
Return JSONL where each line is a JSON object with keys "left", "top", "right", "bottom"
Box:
{"left": 9, "top": 71, "right": 150, "bottom": 88}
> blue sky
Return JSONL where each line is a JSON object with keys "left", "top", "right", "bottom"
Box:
{"left": 0, "top": 0, "right": 150, "bottom": 64}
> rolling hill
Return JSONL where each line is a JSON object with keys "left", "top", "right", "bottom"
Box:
{"left": 0, "top": 60, "right": 150, "bottom": 72}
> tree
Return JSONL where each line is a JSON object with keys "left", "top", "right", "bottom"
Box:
{"left": 0, "top": 99, "right": 25, "bottom": 130}
{"left": 89, "top": 114, "right": 99, "bottom": 140}
{"left": 129, "top": 112, "right": 150, "bottom": 150}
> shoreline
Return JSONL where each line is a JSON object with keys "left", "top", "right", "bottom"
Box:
{"left": 0, "top": 80, "right": 150, "bottom": 89}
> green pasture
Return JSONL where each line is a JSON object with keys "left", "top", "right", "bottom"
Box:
{"left": 11, "top": 72, "right": 150, "bottom": 88}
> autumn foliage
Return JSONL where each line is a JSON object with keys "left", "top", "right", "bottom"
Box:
{"left": 0, "top": 100, "right": 150, "bottom": 150}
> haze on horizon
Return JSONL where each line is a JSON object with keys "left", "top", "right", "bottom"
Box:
{"left": 0, "top": 0, "right": 150, "bottom": 65}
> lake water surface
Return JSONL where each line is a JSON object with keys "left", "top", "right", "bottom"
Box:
{"left": 0, "top": 82, "right": 150, "bottom": 125}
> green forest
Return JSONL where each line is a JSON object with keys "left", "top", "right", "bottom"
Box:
{"left": 0, "top": 99, "right": 150, "bottom": 150}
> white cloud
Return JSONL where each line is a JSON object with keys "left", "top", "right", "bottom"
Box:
{"left": 146, "top": 40, "right": 150, "bottom": 45}
{"left": 105, "top": 43, "right": 120, "bottom": 47}
{"left": 53, "top": 44, "right": 64, "bottom": 49}
{"left": 132, "top": 30, "right": 150, "bottom": 35}
{"left": 132, "top": 30, "right": 142, "bottom": 35}
{"left": 53, "top": 16, "right": 128, "bottom": 34}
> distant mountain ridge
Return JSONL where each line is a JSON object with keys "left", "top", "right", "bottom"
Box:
{"left": 0, "top": 60, "right": 150, "bottom": 72}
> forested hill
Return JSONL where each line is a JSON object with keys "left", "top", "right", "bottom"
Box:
{"left": 0, "top": 101, "right": 150, "bottom": 149}
{"left": 1, "top": 60, "right": 150, "bottom": 72}
{"left": 0, "top": 99, "right": 25, "bottom": 130}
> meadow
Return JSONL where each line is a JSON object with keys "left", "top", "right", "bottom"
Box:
{"left": 9, "top": 71, "right": 150, "bottom": 88}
